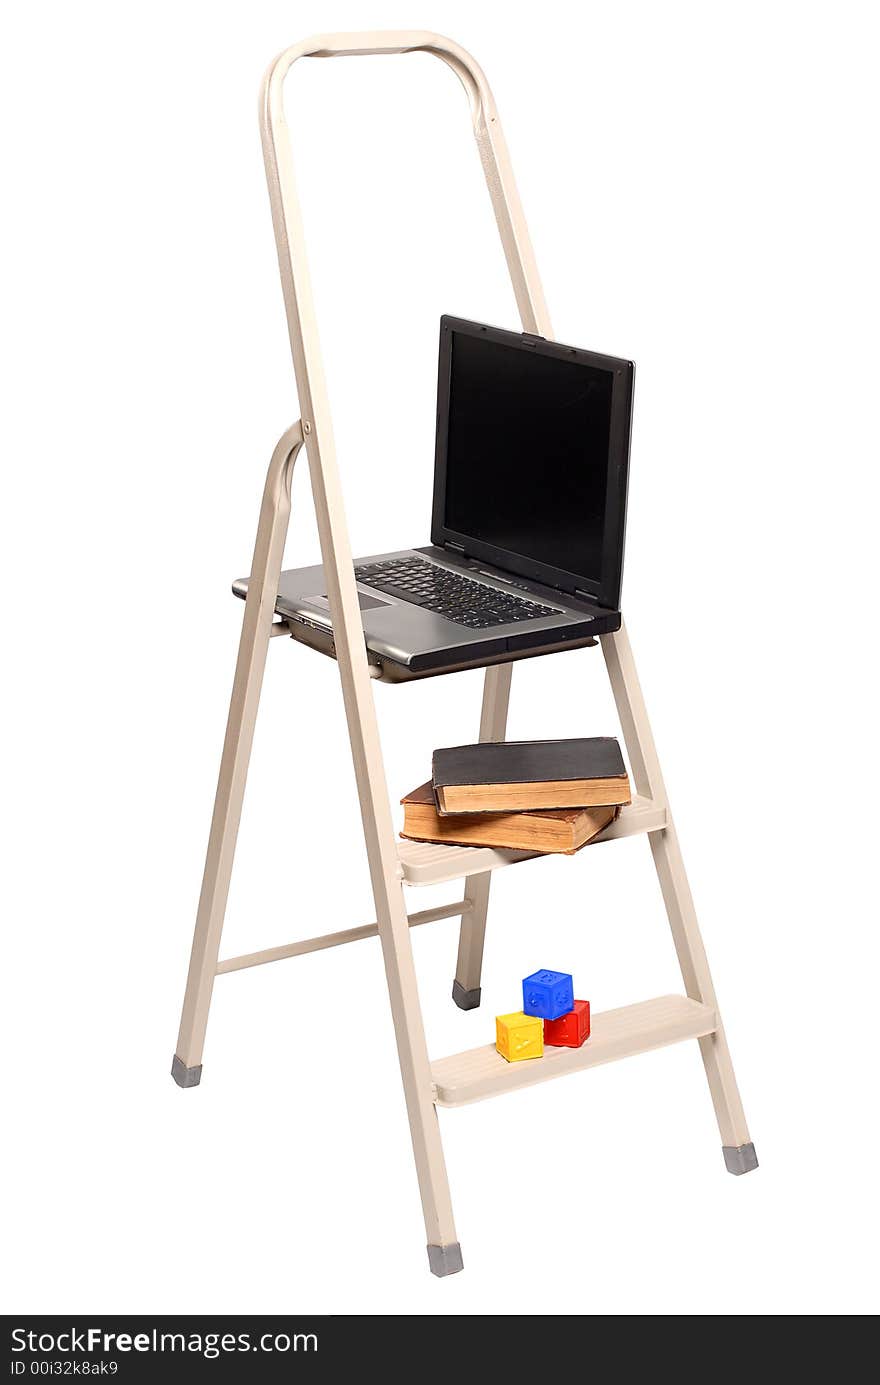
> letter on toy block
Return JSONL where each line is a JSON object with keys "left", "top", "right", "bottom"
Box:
{"left": 495, "top": 1011, "right": 544, "bottom": 1062}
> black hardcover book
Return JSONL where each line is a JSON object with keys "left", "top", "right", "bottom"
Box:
{"left": 431, "top": 737, "right": 630, "bottom": 815}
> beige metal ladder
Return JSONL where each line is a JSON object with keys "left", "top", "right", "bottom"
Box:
{"left": 171, "top": 31, "right": 757, "bottom": 1278}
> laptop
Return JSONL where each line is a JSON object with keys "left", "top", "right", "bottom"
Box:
{"left": 234, "top": 316, "right": 634, "bottom": 682}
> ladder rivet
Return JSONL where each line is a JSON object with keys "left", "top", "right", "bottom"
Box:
{"left": 303, "top": 420, "right": 312, "bottom": 434}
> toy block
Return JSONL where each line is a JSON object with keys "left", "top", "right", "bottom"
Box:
{"left": 495, "top": 1011, "right": 544, "bottom": 1063}
{"left": 543, "top": 999, "right": 591, "bottom": 1048}
{"left": 522, "top": 969, "right": 574, "bottom": 1021}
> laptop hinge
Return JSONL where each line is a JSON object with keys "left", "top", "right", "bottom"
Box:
{"left": 444, "top": 540, "right": 466, "bottom": 554}
{"left": 575, "top": 589, "right": 615, "bottom": 611}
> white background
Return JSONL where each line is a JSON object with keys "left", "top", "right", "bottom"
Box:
{"left": 3, "top": 0, "right": 878, "bottom": 1316}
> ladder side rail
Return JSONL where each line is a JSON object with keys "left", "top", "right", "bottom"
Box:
{"left": 260, "top": 33, "right": 526, "bottom": 1268}
{"left": 601, "top": 626, "right": 752, "bottom": 1156}
{"left": 258, "top": 28, "right": 584, "bottom": 1266}
{"left": 172, "top": 422, "right": 305, "bottom": 1085}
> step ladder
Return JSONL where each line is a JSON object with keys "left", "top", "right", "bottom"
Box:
{"left": 171, "top": 31, "right": 757, "bottom": 1278}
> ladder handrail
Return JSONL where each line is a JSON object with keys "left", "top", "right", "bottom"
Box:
{"left": 264, "top": 30, "right": 488, "bottom": 116}
{"left": 260, "top": 30, "right": 551, "bottom": 340}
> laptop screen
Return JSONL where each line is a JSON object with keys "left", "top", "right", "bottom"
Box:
{"left": 432, "top": 318, "right": 633, "bottom": 608}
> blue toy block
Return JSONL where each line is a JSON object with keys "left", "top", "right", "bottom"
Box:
{"left": 522, "top": 969, "right": 574, "bottom": 1020}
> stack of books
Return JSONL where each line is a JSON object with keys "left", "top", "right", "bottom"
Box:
{"left": 400, "top": 737, "right": 631, "bottom": 855}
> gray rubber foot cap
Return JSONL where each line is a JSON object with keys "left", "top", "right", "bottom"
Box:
{"left": 723, "top": 1141, "right": 759, "bottom": 1175}
{"left": 427, "top": 1242, "right": 464, "bottom": 1277}
{"left": 171, "top": 1055, "right": 202, "bottom": 1088}
{"left": 452, "top": 980, "right": 481, "bottom": 1011}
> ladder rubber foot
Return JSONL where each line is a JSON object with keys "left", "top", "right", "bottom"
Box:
{"left": 171, "top": 1055, "right": 203, "bottom": 1089}
{"left": 427, "top": 1242, "right": 464, "bottom": 1277}
{"left": 452, "top": 981, "right": 481, "bottom": 1011}
{"left": 723, "top": 1142, "right": 758, "bottom": 1175}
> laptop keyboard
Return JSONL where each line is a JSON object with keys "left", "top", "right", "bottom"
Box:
{"left": 354, "top": 557, "right": 562, "bottom": 629}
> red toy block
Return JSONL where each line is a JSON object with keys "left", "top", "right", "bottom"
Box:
{"left": 543, "top": 999, "right": 590, "bottom": 1048}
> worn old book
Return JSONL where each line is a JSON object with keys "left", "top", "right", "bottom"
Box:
{"left": 401, "top": 782, "right": 619, "bottom": 854}
{"left": 431, "top": 737, "right": 630, "bottom": 814}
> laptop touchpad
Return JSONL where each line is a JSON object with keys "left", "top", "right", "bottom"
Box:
{"left": 309, "top": 593, "right": 390, "bottom": 613}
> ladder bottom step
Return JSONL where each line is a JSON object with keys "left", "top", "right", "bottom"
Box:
{"left": 431, "top": 995, "right": 717, "bottom": 1107}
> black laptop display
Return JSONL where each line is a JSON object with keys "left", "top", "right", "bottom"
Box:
{"left": 433, "top": 317, "right": 632, "bottom": 610}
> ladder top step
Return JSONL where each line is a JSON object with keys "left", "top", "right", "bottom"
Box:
{"left": 398, "top": 794, "right": 666, "bottom": 885}
{"left": 431, "top": 995, "right": 716, "bottom": 1107}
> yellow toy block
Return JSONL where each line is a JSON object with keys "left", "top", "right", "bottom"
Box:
{"left": 495, "top": 1011, "right": 544, "bottom": 1063}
